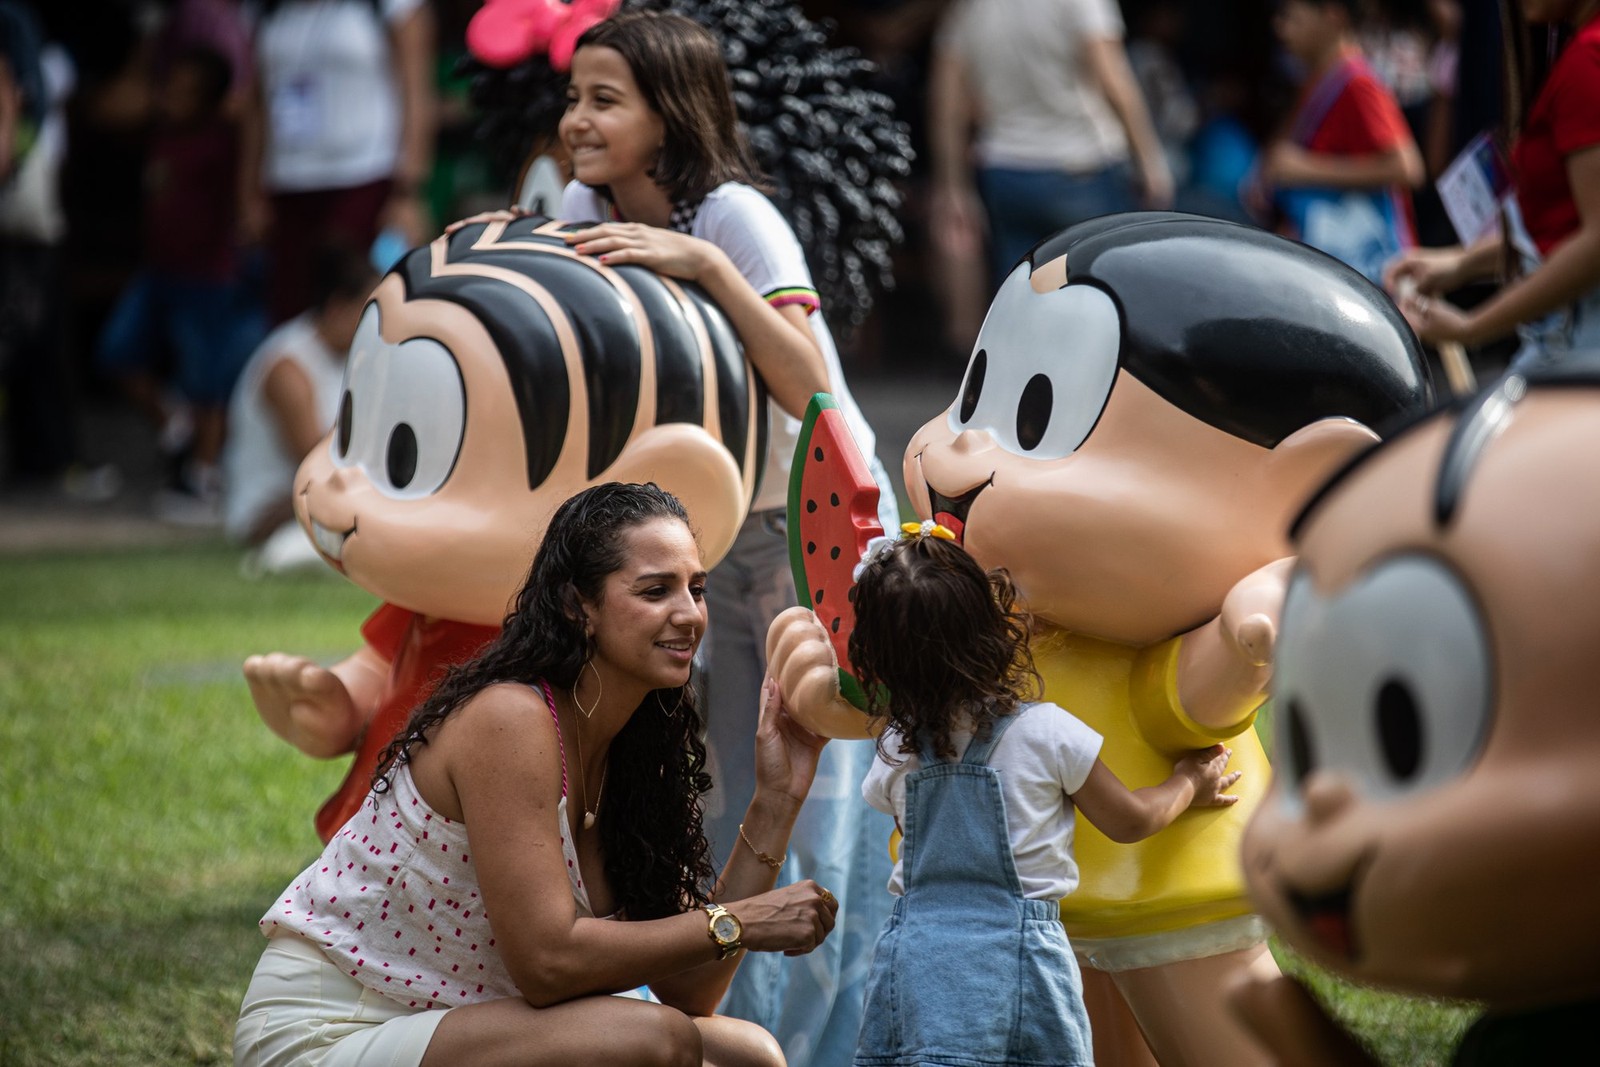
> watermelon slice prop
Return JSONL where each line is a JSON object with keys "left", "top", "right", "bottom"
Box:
{"left": 786, "top": 393, "right": 885, "bottom": 725}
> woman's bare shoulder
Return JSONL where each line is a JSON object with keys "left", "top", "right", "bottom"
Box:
{"left": 415, "top": 681, "right": 564, "bottom": 818}
{"left": 440, "top": 682, "right": 557, "bottom": 747}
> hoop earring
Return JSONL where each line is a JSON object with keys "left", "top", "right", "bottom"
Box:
{"left": 574, "top": 657, "right": 602, "bottom": 720}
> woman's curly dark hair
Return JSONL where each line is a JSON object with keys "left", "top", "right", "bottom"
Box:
{"left": 464, "top": 0, "right": 912, "bottom": 333}
{"left": 372, "top": 482, "right": 716, "bottom": 920}
{"left": 849, "top": 535, "right": 1042, "bottom": 764}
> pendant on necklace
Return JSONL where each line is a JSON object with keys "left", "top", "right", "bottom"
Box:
{"left": 583, "top": 811, "right": 597, "bottom": 830}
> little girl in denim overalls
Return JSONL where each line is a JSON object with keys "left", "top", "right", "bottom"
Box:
{"left": 847, "top": 527, "right": 1243, "bottom": 1067}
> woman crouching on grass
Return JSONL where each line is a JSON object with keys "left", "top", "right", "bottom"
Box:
{"left": 234, "top": 482, "right": 837, "bottom": 1067}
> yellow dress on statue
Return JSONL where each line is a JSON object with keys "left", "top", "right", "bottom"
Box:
{"left": 1032, "top": 627, "right": 1271, "bottom": 967}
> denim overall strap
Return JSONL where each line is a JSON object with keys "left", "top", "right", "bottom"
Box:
{"left": 957, "top": 708, "right": 1022, "bottom": 767}
{"left": 902, "top": 709, "right": 1027, "bottom": 909}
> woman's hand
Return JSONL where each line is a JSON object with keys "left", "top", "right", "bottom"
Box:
{"left": 565, "top": 222, "right": 724, "bottom": 281}
{"left": 1134, "top": 152, "right": 1176, "bottom": 210}
{"left": 751, "top": 674, "right": 828, "bottom": 808}
{"left": 930, "top": 181, "right": 987, "bottom": 260}
{"left": 1384, "top": 244, "right": 1467, "bottom": 297}
{"left": 1176, "top": 744, "right": 1243, "bottom": 809}
{"left": 1397, "top": 286, "right": 1476, "bottom": 345}
{"left": 725, "top": 879, "right": 839, "bottom": 956}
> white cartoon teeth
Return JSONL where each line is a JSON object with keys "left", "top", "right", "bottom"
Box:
{"left": 311, "top": 519, "right": 351, "bottom": 562}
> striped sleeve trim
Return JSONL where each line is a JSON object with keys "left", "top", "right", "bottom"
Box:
{"left": 765, "top": 286, "right": 821, "bottom": 315}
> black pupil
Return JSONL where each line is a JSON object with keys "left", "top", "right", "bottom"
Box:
{"left": 1376, "top": 679, "right": 1423, "bottom": 781}
{"left": 1016, "top": 373, "right": 1053, "bottom": 451}
{"left": 337, "top": 391, "right": 353, "bottom": 456}
{"left": 959, "top": 349, "right": 987, "bottom": 423}
{"left": 387, "top": 423, "right": 418, "bottom": 488}
{"left": 1286, "top": 699, "right": 1314, "bottom": 783}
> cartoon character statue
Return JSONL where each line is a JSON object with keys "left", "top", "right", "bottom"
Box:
{"left": 244, "top": 215, "right": 764, "bottom": 841}
{"left": 770, "top": 213, "right": 1434, "bottom": 1065}
{"left": 1232, "top": 363, "right": 1600, "bottom": 1065}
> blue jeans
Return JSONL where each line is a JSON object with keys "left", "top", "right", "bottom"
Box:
{"left": 96, "top": 269, "right": 265, "bottom": 405}
{"left": 977, "top": 163, "right": 1134, "bottom": 288}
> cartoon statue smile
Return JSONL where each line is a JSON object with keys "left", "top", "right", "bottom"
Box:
{"left": 247, "top": 215, "right": 763, "bottom": 841}
{"left": 905, "top": 213, "right": 1433, "bottom": 1064}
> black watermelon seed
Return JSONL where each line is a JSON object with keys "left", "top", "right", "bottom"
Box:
{"left": 807, "top": 541, "right": 816, "bottom": 554}
{"left": 814, "top": 446, "right": 824, "bottom": 462}
{"left": 830, "top": 492, "right": 840, "bottom": 506}
{"left": 806, "top": 499, "right": 817, "bottom": 513}
{"left": 831, "top": 617, "right": 841, "bottom": 633}
{"left": 815, "top": 589, "right": 824, "bottom": 604}
{"left": 830, "top": 546, "right": 840, "bottom": 560}
{"left": 847, "top": 587, "right": 856, "bottom": 603}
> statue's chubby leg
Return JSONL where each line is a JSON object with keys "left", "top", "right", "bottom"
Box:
{"left": 1081, "top": 967, "right": 1159, "bottom": 1067}
{"left": 1105, "top": 943, "right": 1281, "bottom": 1067}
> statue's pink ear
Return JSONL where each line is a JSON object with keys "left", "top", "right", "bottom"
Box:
{"left": 1267, "top": 418, "right": 1381, "bottom": 503}
{"left": 603, "top": 424, "right": 749, "bottom": 569}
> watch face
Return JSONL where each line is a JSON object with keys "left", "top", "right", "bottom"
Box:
{"left": 712, "top": 914, "right": 740, "bottom": 942}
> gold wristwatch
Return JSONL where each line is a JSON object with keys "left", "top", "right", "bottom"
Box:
{"left": 703, "top": 903, "right": 744, "bottom": 960}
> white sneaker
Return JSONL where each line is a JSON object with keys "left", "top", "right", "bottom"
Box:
{"left": 241, "top": 522, "right": 331, "bottom": 577}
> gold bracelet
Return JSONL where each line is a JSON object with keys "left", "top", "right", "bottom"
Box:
{"left": 738, "top": 822, "right": 784, "bottom": 870}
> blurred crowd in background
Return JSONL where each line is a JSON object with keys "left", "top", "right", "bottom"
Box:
{"left": 0, "top": 0, "right": 1514, "bottom": 539}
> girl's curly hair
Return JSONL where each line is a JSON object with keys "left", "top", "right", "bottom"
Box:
{"left": 464, "top": 0, "right": 912, "bottom": 333}
{"left": 848, "top": 535, "right": 1042, "bottom": 764}
{"left": 372, "top": 482, "right": 716, "bottom": 920}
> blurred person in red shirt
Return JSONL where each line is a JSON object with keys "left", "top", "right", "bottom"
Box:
{"left": 1247, "top": 0, "right": 1425, "bottom": 282}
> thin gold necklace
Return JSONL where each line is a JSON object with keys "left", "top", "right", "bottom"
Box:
{"left": 569, "top": 710, "right": 607, "bottom": 830}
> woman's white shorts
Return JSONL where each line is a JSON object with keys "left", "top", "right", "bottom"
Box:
{"left": 234, "top": 933, "right": 452, "bottom": 1067}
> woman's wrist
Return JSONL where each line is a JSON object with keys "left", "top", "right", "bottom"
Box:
{"left": 744, "top": 789, "right": 804, "bottom": 833}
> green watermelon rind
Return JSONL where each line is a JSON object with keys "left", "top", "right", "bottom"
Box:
{"left": 788, "top": 393, "right": 874, "bottom": 711}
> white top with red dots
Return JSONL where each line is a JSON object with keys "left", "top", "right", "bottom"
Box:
{"left": 260, "top": 761, "right": 601, "bottom": 1009}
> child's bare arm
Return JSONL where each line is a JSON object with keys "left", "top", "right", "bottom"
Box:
{"left": 1072, "top": 744, "right": 1241, "bottom": 843}
{"left": 1262, "top": 140, "right": 1424, "bottom": 190}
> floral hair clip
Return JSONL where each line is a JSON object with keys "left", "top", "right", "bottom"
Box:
{"left": 901, "top": 520, "right": 957, "bottom": 542}
{"left": 466, "top": 0, "right": 622, "bottom": 72}
{"left": 851, "top": 520, "right": 958, "bottom": 582}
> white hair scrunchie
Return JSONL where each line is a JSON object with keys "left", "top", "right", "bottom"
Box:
{"left": 850, "top": 520, "right": 958, "bottom": 582}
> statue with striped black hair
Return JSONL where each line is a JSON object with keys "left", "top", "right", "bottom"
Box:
{"left": 244, "top": 213, "right": 764, "bottom": 844}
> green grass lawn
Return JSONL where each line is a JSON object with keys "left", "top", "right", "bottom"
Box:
{"left": 0, "top": 544, "right": 1477, "bottom": 1064}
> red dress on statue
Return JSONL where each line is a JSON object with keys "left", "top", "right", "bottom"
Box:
{"left": 314, "top": 603, "right": 500, "bottom": 842}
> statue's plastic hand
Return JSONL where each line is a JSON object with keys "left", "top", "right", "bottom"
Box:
{"left": 765, "top": 606, "right": 873, "bottom": 739}
{"left": 244, "top": 652, "right": 365, "bottom": 759}
{"left": 1177, "top": 557, "right": 1295, "bottom": 732}
{"left": 1220, "top": 557, "right": 1294, "bottom": 668}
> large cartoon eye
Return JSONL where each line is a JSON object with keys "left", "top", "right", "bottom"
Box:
{"left": 1271, "top": 555, "right": 1493, "bottom": 812}
{"left": 948, "top": 262, "right": 1119, "bottom": 460}
{"left": 335, "top": 389, "right": 354, "bottom": 458}
{"left": 331, "top": 304, "right": 467, "bottom": 499}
